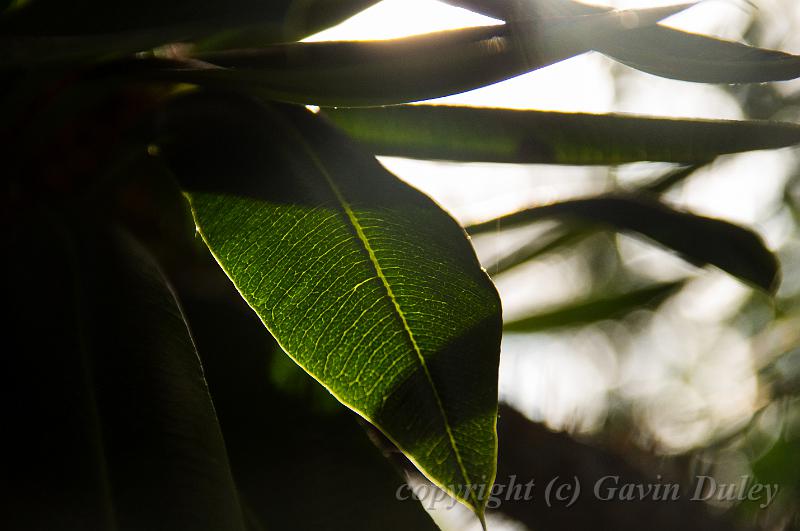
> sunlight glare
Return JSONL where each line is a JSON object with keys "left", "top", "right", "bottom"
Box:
{"left": 303, "top": 0, "right": 500, "bottom": 42}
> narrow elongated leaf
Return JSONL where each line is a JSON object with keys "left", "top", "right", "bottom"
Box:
{"left": 326, "top": 105, "right": 800, "bottom": 164}
{"left": 466, "top": 195, "right": 780, "bottom": 292}
{"left": 159, "top": 4, "right": 693, "bottom": 107}
{"left": 157, "top": 93, "right": 503, "bottom": 523}
{"left": 483, "top": 166, "right": 705, "bottom": 276}
{"left": 504, "top": 282, "right": 682, "bottom": 332}
{"left": 4, "top": 216, "right": 244, "bottom": 530}
{"left": 0, "top": 0, "right": 378, "bottom": 66}
{"left": 601, "top": 27, "right": 800, "bottom": 84}
{"left": 639, "top": 164, "right": 702, "bottom": 194}
{"left": 485, "top": 227, "right": 594, "bottom": 275}
{"left": 445, "top": 0, "right": 800, "bottom": 83}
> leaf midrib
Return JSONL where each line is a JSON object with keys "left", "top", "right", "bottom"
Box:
{"left": 281, "top": 117, "right": 480, "bottom": 513}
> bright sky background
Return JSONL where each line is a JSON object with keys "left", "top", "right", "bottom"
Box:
{"left": 307, "top": 3, "right": 800, "bottom": 529}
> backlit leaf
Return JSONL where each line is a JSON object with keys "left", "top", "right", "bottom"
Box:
{"left": 326, "top": 105, "right": 800, "bottom": 164}
{"left": 159, "top": 4, "right": 693, "bottom": 106}
{"left": 444, "top": 0, "right": 800, "bottom": 83}
{"left": 157, "top": 92, "right": 503, "bottom": 524}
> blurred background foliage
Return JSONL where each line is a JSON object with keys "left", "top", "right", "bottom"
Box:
{"left": 302, "top": 1, "right": 800, "bottom": 529}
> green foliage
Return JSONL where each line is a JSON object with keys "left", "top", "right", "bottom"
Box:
{"left": 467, "top": 195, "right": 781, "bottom": 292}
{"left": 158, "top": 93, "right": 501, "bottom": 519}
{"left": 157, "top": 4, "right": 690, "bottom": 107}
{"left": 326, "top": 105, "right": 800, "bottom": 164}
{"left": 4, "top": 0, "right": 800, "bottom": 529}
{"left": 503, "top": 281, "right": 682, "bottom": 332}
{"left": 445, "top": 0, "right": 800, "bottom": 82}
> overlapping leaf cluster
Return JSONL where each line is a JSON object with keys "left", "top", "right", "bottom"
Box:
{"left": 3, "top": 0, "right": 800, "bottom": 529}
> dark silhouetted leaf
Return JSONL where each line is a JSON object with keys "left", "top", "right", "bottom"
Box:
{"left": 157, "top": 92, "right": 502, "bottom": 524}
{"left": 467, "top": 195, "right": 780, "bottom": 292}
{"left": 639, "top": 164, "right": 703, "bottom": 194}
{"left": 159, "top": 4, "right": 693, "bottom": 107}
{"left": 504, "top": 281, "right": 683, "bottom": 332}
{"left": 602, "top": 27, "right": 800, "bottom": 84}
{"left": 179, "top": 290, "right": 440, "bottom": 531}
{"left": 0, "top": 0, "right": 378, "bottom": 66}
{"left": 326, "top": 105, "right": 800, "bottom": 164}
{"left": 445, "top": 0, "right": 800, "bottom": 83}
{"left": 482, "top": 166, "right": 706, "bottom": 276}
{"left": 3, "top": 215, "right": 244, "bottom": 531}
{"left": 490, "top": 406, "right": 747, "bottom": 531}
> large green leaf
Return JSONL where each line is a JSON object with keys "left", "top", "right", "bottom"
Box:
{"left": 326, "top": 105, "right": 800, "bottom": 164}
{"left": 0, "top": 0, "right": 378, "bottom": 65}
{"left": 467, "top": 195, "right": 780, "bottom": 292}
{"left": 444, "top": 0, "right": 800, "bottom": 83}
{"left": 158, "top": 4, "right": 692, "bottom": 107}
{"left": 156, "top": 93, "right": 503, "bottom": 524}
{"left": 4, "top": 214, "right": 244, "bottom": 530}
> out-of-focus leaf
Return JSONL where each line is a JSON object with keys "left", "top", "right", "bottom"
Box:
{"left": 638, "top": 164, "right": 703, "bottom": 194}
{"left": 490, "top": 405, "right": 749, "bottom": 531}
{"left": 157, "top": 92, "right": 502, "bottom": 524}
{"left": 602, "top": 27, "right": 800, "bottom": 84}
{"left": 0, "top": 0, "right": 378, "bottom": 66}
{"left": 467, "top": 195, "right": 780, "bottom": 292}
{"left": 444, "top": 0, "right": 800, "bottom": 83}
{"left": 504, "top": 281, "right": 682, "bottom": 332}
{"left": 3, "top": 215, "right": 244, "bottom": 530}
{"left": 159, "top": 4, "right": 693, "bottom": 107}
{"left": 484, "top": 226, "right": 592, "bottom": 276}
{"left": 326, "top": 105, "right": 800, "bottom": 164}
{"left": 760, "top": 347, "right": 800, "bottom": 399}
{"left": 749, "top": 430, "right": 800, "bottom": 510}
{"left": 483, "top": 166, "right": 705, "bottom": 276}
